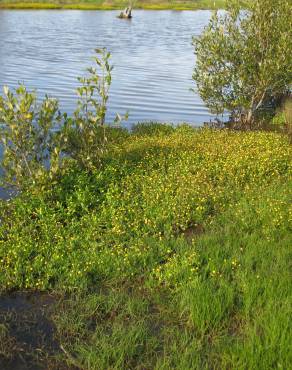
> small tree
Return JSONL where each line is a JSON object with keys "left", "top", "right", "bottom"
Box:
{"left": 0, "top": 49, "right": 128, "bottom": 188}
{"left": 0, "top": 85, "right": 62, "bottom": 188}
{"left": 62, "top": 48, "right": 128, "bottom": 170}
{"left": 193, "top": 0, "right": 292, "bottom": 127}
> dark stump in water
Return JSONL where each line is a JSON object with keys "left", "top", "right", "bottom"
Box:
{"left": 118, "top": 6, "right": 132, "bottom": 19}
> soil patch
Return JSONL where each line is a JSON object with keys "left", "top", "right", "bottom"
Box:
{"left": 0, "top": 291, "right": 71, "bottom": 370}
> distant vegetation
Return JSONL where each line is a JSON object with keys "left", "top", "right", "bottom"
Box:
{"left": 0, "top": 0, "right": 226, "bottom": 10}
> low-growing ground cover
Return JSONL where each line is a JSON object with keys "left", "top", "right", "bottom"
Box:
{"left": 0, "top": 125, "right": 291, "bottom": 369}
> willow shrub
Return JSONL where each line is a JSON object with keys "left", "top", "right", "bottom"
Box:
{"left": 0, "top": 126, "right": 290, "bottom": 291}
{"left": 61, "top": 48, "right": 128, "bottom": 171}
{"left": 193, "top": 0, "right": 292, "bottom": 127}
{"left": 0, "top": 85, "right": 62, "bottom": 188}
{"left": 0, "top": 48, "right": 126, "bottom": 189}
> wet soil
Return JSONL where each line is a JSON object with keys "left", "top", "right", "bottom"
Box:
{"left": 182, "top": 224, "right": 205, "bottom": 241}
{"left": 0, "top": 291, "right": 71, "bottom": 370}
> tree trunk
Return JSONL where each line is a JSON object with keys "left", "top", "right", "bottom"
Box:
{"left": 246, "top": 109, "right": 254, "bottom": 128}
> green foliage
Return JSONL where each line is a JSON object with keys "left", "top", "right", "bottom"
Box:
{"left": 0, "top": 85, "right": 62, "bottom": 188}
{"left": 0, "top": 0, "right": 226, "bottom": 11}
{"left": 193, "top": 0, "right": 292, "bottom": 127}
{"left": 61, "top": 48, "right": 128, "bottom": 170}
{"left": 51, "top": 177, "right": 292, "bottom": 370}
{"left": 76, "top": 48, "right": 113, "bottom": 127}
{"left": 56, "top": 48, "right": 127, "bottom": 172}
{"left": 0, "top": 49, "right": 126, "bottom": 187}
{"left": 0, "top": 126, "right": 290, "bottom": 291}
{"left": 0, "top": 124, "right": 291, "bottom": 368}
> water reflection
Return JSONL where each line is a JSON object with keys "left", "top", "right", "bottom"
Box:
{"left": 0, "top": 9, "right": 222, "bottom": 199}
{"left": 0, "top": 9, "right": 215, "bottom": 126}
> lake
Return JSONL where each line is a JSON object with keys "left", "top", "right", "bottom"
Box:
{"left": 0, "top": 9, "right": 221, "bottom": 126}
{"left": 0, "top": 9, "right": 223, "bottom": 199}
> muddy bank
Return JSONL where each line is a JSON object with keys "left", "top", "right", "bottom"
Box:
{"left": 0, "top": 292, "right": 73, "bottom": 370}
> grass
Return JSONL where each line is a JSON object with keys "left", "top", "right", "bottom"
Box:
{"left": 0, "top": 123, "right": 291, "bottom": 369}
{"left": 0, "top": 0, "right": 226, "bottom": 10}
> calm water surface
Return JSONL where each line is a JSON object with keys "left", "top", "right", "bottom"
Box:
{"left": 0, "top": 9, "right": 219, "bottom": 126}
{"left": 0, "top": 10, "right": 221, "bottom": 199}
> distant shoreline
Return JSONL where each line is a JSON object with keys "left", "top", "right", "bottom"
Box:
{"left": 0, "top": 1, "right": 225, "bottom": 10}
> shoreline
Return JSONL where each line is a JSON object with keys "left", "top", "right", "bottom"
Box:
{"left": 0, "top": 1, "right": 225, "bottom": 10}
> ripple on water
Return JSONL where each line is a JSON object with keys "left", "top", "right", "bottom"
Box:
{"left": 0, "top": 9, "right": 220, "bottom": 125}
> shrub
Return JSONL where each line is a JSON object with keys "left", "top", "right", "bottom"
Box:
{"left": 0, "top": 49, "right": 127, "bottom": 188}
{"left": 61, "top": 48, "right": 128, "bottom": 170}
{"left": 0, "top": 85, "right": 62, "bottom": 188}
{"left": 193, "top": 0, "right": 292, "bottom": 127}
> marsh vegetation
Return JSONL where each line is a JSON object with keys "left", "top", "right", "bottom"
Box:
{"left": 0, "top": 0, "right": 291, "bottom": 369}
{"left": 0, "top": 124, "right": 291, "bottom": 369}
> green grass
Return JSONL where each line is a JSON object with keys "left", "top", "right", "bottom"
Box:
{"left": 0, "top": 124, "right": 291, "bottom": 369}
{"left": 0, "top": 0, "right": 226, "bottom": 10}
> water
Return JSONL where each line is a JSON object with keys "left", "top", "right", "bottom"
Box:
{"left": 0, "top": 9, "right": 218, "bottom": 126}
{"left": 0, "top": 291, "right": 59, "bottom": 370}
{"left": 0, "top": 9, "right": 220, "bottom": 199}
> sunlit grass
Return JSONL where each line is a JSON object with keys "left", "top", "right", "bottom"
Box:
{"left": 0, "top": 124, "right": 291, "bottom": 369}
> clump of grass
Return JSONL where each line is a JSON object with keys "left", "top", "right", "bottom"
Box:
{"left": 132, "top": 121, "right": 175, "bottom": 136}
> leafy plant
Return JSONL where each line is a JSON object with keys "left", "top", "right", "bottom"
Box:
{"left": 0, "top": 125, "right": 290, "bottom": 290}
{"left": 61, "top": 48, "right": 128, "bottom": 170}
{"left": 76, "top": 48, "right": 113, "bottom": 128}
{"left": 193, "top": 0, "right": 292, "bottom": 127}
{"left": 0, "top": 49, "right": 128, "bottom": 187}
{"left": 0, "top": 85, "right": 62, "bottom": 188}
